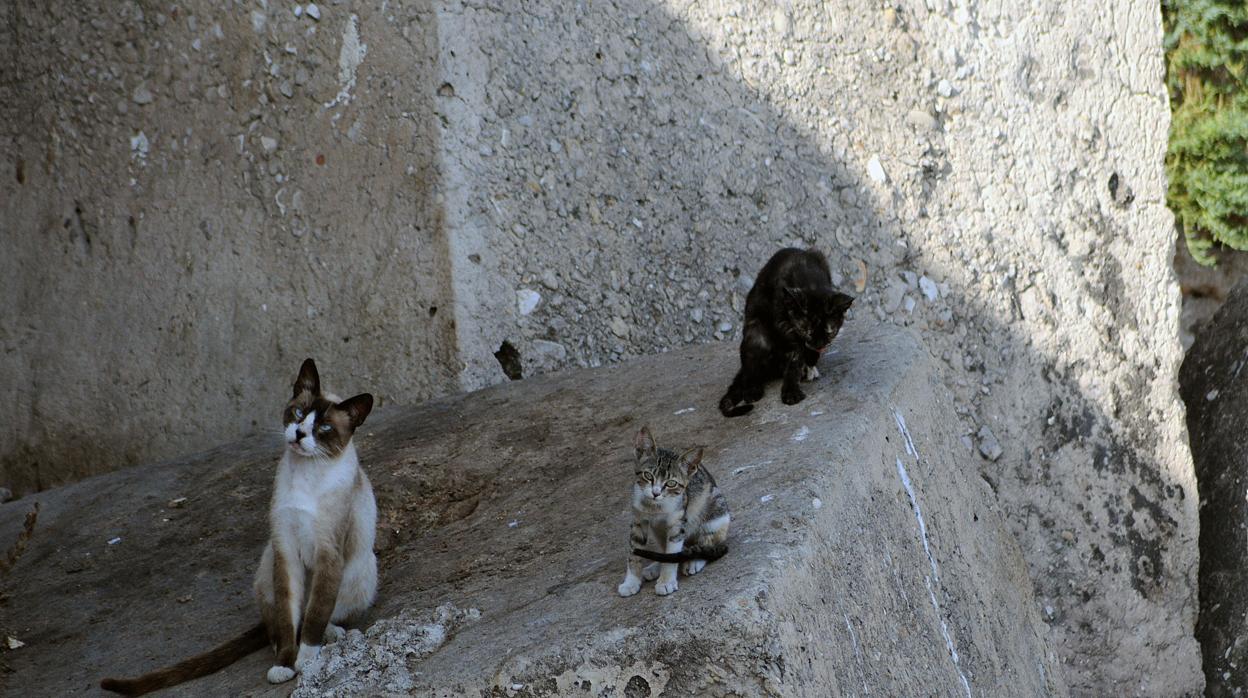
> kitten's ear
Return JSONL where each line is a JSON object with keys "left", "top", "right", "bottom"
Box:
{"left": 830, "top": 292, "right": 855, "bottom": 315}
{"left": 294, "top": 358, "right": 320, "bottom": 397}
{"left": 679, "top": 447, "right": 704, "bottom": 475}
{"left": 783, "top": 287, "right": 805, "bottom": 308}
{"left": 337, "top": 393, "right": 374, "bottom": 428}
{"left": 634, "top": 426, "right": 657, "bottom": 459}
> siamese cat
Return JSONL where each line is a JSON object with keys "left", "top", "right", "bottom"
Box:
{"left": 101, "top": 358, "right": 376, "bottom": 695}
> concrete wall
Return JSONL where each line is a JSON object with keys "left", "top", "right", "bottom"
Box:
{"left": 0, "top": 0, "right": 1199, "bottom": 691}
{"left": 0, "top": 1, "right": 460, "bottom": 493}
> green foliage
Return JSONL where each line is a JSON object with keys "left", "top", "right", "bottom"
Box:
{"left": 1164, "top": 0, "right": 1248, "bottom": 265}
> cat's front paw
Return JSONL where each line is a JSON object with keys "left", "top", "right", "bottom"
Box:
{"left": 655, "top": 577, "right": 679, "bottom": 596}
{"left": 295, "top": 643, "right": 320, "bottom": 672}
{"left": 642, "top": 562, "right": 660, "bottom": 581}
{"left": 801, "top": 365, "right": 820, "bottom": 382}
{"left": 744, "top": 384, "right": 765, "bottom": 402}
{"left": 324, "top": 624, "right": 346, "bottom": 643}
{"left": 781, "top": 386, "right": 806, "bottom": 405}
{"left": 618, "top": 577, "right": 642, "bottom": 597}
{"left": 267, "top": 665, "right": 296, "bottom": 684}
{"left": 682, "top": 559, "right": 706, "bottom": 576}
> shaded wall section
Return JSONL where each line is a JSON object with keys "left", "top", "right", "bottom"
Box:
{"left": 438, "top": 0, "right": 1199, "bottom": 692}
{"left": 0, "top": 1, "right": 459, "bottom": 494}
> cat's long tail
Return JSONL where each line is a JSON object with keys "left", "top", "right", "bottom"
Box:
{"left": 100, "top": 623, "right": 268, "bottom": 696}
{"left": 633, "top": 541, "right": 728, "bottom": 563}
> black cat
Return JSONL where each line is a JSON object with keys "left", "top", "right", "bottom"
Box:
{"left": 719, "top": 248, "right": 854, "bottom": 417}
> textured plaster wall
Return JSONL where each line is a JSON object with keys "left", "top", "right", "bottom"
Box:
{"left": 439, "top": 0, "right": 1199, "bottom": 692}
{"left": 0, "top": 1, "right": 458, "bottom": 493}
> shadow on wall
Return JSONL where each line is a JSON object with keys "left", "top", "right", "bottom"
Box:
{"left": 438, "top": 0, "right": 1196, "bottom": 691}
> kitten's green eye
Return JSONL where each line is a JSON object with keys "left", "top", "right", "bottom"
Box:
{"left": 293, "top": 408, "right": 304, "bottom": 420}
{"left": 318, "top": 424, "right": 332, "bottom": 433}
{"left": 665, "top": 480, "right": 679, "bottom": 489}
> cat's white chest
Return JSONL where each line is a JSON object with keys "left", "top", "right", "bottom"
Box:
{"left": 272, "top": 447, "right": 356, "bottom": 561}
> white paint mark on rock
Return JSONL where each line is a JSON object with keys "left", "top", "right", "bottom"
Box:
{"left": 793, "top": 425, "right": 810, "bottom": 442}
{"left": 325, "top": 14, "right": 367, "bottom": 108}
{"left": 894, "top": 409, "right": 971, "bottom": 698}
{"left": 108, "top": 537, "right": 121, "bottom": 545}
{"left": 759, "top": 494, "right": 775, "bottom": 503}
{"left": 673, "top": 407, "right": 696, "bottom": 415}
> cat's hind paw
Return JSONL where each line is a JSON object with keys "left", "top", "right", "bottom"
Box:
{"left": 618, "top": 577, "right": 642, "bottom": 597}
{"left": 324, "top": 624, "right": 346, "bottom": 643}
{"left": 267, "top": 665, "right": 296, "bottom": 684}
{"left": 295, "top": 643, "right": 320, "bottom": 672}
{"left": 781, "top": 386, "right": 806, "bottom": 405}
{"left": 682, "top": 559, "right": 706, "bottom": 576}
{"left": 655, "top": 578, "right": 679, "bottom": 596}
{"left": 642, "top": 562, "right": 661, "bottom": 581}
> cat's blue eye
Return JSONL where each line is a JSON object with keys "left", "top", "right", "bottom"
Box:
{"left": 318, "top": 424, "right": 332, "bottom": 433}
{"left": 293, "top": 408, "right": 304, "bottom": 420}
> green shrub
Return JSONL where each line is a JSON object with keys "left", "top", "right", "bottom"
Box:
{"left": 1164, "top": 0, "right": 1248, "bottom": 265}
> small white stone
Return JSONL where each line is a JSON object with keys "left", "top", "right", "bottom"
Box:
{"left": 919, "top": 276, "right": 939, "bottom": 302}
{"left": 691, "top": 308, "right": 704, "bottom": 323}
{"left": 867, "top": 155, "right": 887, "bottom": 183}
{"left": 132, "top": 85, "right": 154, "bottom": 104}
{"left": 129, "top": 131, "right": 149, "bottom": 158}
{"left": 305, "top": 3, "right": 321, "bottom": 20}
{"left": 516, "top": 289, "right": 541, "bottom": 315}
{"left": 783, "top": 49, "right": 797, "bottom": 66}
{"left": 937, "top": 79, "right": 954, "bottom": 97}
{"left": 718, "top": 321, "right": 733, "bottom": 333}
{"left": 1206, "top": 389, "right": 1220, "bottom": 401}
{"left": 610, "top": 316, "right": 630, "bottom": 337}
{"left": 812, "top": 498, "right": 822, "bottom": 510}
{"left": 260, "top": 136, "right": 278, "bottom": 153}
{"left": 760, "top": 494, "right": 775, "bottom": 503}
{"left": 293, "top": 5, "right": 303, "bottom": 17}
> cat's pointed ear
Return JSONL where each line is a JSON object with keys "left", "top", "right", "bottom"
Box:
{"left": 634, "top": 426, "right": 656, "bottom": 459}
{"left": 679, "top": 447, "right": 704, "bottom": 475}
{"left": 783, "top": 287, "right": 805, "bottom": 308}
{"left": 830, "top": 292, "right": 855, "bottom": 315}
{"left": 294, "top": 358, "right": 320, "bottom": 397}
{"left": 337, "top": 393, "right": 374, "bottom": 428}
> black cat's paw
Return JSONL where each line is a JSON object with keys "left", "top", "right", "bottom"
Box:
{"left": 744, "top": 385, "right": 764, "bottom": 402}
{"left": 781, "top": 386, "right": 806, "bottom": 405}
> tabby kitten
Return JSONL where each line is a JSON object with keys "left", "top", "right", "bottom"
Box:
{"left": 719, "top": 248, "right": 854, "bottom": 417}
{"left": 618, "top": 427, "right": 730, "bottom": 597}
{"left": 101, "top": 359, "right": 377, "bottom": 695}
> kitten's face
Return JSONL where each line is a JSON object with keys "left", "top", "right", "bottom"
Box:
{"left": 633, "top": 427, "right": 702, "bottom": 503}
{"left": 283, "top": 359, "right": 373, "bottom": 459}
{"left": 784, "top": 289, "right": 854, "bottom": 353}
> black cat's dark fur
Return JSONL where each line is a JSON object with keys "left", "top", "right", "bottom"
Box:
{"left": 719, "top": 248, "right": 854, "bottom": 417}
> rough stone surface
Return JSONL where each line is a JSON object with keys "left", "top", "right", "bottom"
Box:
{"left": 0, "top": 0, "right": 1200, "bottom": 691}
{"left": 1179, "top": 278, "right": 1248, "bottom": 696}
{"left": 437, "top": 0, "right": 1199, "bottom": 691}
{"left": 0, "top": 324, "right": 1066, "bottom": 696}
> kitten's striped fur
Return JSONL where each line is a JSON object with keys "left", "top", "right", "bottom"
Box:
{"left": 618, "top": 427, "right": 730, "bottom": 597}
